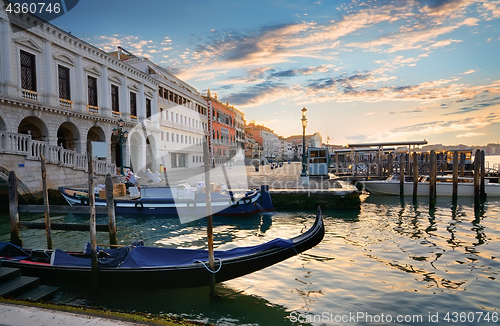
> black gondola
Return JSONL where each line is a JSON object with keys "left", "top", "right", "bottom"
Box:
{"left": 0, "top": 208, "right": 324, "bottom": 289}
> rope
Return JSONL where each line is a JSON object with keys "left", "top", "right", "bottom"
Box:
{"left": 197, "top": 258, "right": 222, "bottom": 273}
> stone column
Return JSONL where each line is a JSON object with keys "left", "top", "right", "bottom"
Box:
{"left": 0, "top": 17, "right": 15, "bottom": 96}
{"left": 100, "top": 65, "right": 110, "bottom": 116}
{"left": 152, "top": 86, "right": 158, "bottom": 125}
{"left": 42, "top": 39, "right": 57, "bottom": 106}
{"left": 75, "top": 54, "right": 85, "bottom": 112}
{"left": 139, "top": 83, "right": 145, "bottom": 120}
{"left": 121, "top": 74, "right": 128, "bottom": 120}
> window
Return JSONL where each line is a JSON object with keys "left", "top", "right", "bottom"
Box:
{"left": 58, "top": 65, "right": 71, "bottom": 100}
{"left": 111, "top": 85, "right": 119, "bottom": 112}
{"left": 130, "top": 92, "right": 137, "bottom": 116}
{"left": 20, "top": 50, "right": 37, "bottom": 91}
{"left": 146, "top": 98, "right": 151, "bottom": 119}
{"left": 88, "top": 76, "right": 98, "bottom": 106}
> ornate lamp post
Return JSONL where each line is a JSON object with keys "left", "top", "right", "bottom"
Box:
{"left": 300, "top": 107, "right": 309, "bottom": 185}
{"left": 112, "top": 119, "right": 128, "bottom": 175}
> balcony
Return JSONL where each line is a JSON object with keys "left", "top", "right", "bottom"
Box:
{"left": 59, "top": 98, "right": 72, "bottom": 109}
{"left": 112, "top": 111, "right": 122, "bottom": 119}
{"left": 87, "top": 105, "right": 99, "bottom": 114}
{"left": 22, "top": 89, "right": 38, "bottom": 101}
{"left": 130, "top": 115, "right": 138, "bottom": 122}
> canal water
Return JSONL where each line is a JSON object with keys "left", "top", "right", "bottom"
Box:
{"left": 1, "top": 156, "right": 499, "bottom": 325}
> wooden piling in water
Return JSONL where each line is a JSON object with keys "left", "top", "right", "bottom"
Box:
{"left": 429, "top": 150, "right": 437, "bottom": 207}
{"left": 460, "top": 153, "right": 465, "bottom": 177}
{"left": 87, "top": 141, "right": 99, "bottom": 290}
{"left": 8, "top": 171, "right": 22, "bottom": 247}
{"left": 399, "top": 155, "right": 405, "bottom": 197}
{"left": 413, "top": 153, "right": 418, "bottom": 202}
{"left": 203, "top": 141, "right": 216, "bottom": 297}
{"left": 40, "top": 154, "right": 53, "bottom": 249}
{"left": 452, "top": 151, "right": 458, "bottom": 200}
{"left": 388, "top": 153, "right": 393, "bottom": 178}
{"left": 480, "top": 150, "right": 486, "bottom": 199}
{"left": 105, "top": 174, "right": 118, "bottom": 248}
{"left": 474, "top": 149, "right": 480, "bottom": 204}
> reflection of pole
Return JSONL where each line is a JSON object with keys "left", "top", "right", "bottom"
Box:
{"left": 203, "top": 140, "right": 216, "bottom": 297}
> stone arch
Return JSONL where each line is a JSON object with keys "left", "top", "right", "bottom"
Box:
{"left": 128, "top": 131, "right": 144, "bottom": 172}
{"left": 18, "top": 116, "right": 49, "bottom": 141}
{"left": 57, "top": 121, "right": 81, "bottom": 152}
{"left": 87, "top": 126, "right": 105, "bottom": 142}
{"left": 146, "top": 134, "right": 156, "bottom": 171}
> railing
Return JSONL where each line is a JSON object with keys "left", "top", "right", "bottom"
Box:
{"left": 22, "top": 89, "right": 38, "bottom": 101}
{"left": 59, "top": 98, "right": 72, "bottom": 109}
{"left": 87, "top": 105, "right": 99, "bottom": 114}
{"left": 0, "top": 130, "right": 115, "bottom": 176}
{"left": 112, "top": 111, "right": 122, "bottom": 119}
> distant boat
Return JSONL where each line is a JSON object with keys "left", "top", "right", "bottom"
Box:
{"left": 59, "top": 184, "right": 274, "bottom": 218}
{"left": 0, "top": 208, "right": 324, "bottom": 289}
{"left": 360, "top": 174, "right": 500, "bottom": 197}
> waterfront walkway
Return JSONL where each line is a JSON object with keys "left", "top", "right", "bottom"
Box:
{"left": 0, "top": 300, "right": 191, "bottom": 326}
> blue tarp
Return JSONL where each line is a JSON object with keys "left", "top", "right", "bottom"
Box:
{"left": 119, "top": 238, "right": 293, "bottom": 268}
{"left": 1, "top": 238, "right": 293, "bottom": 269}
{"left": 50, "top": 238, "right": 293, "bottom": 268}
{"left": 0, "top": 242, "right": 30, "bottom": 260}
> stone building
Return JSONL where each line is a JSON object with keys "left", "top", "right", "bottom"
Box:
{"left": 203, "top": 90, "right": 236, "bottom": 165}
{"left": 0, "top": 2, "right": 159, "bottom": 191}
{"left": 113, "top": 50, "right": 209, "bottom": 170}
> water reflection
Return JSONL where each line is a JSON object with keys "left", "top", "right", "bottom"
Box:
{"left": 52, "top": 283, "right": 296, "bottom": 326}
{"left": 1, "top": 198, "right": 499, "bottom": 325}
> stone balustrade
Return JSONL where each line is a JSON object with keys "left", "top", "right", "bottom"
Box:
{"left": 0, "top": 130, "right": 115, "bottom": 176}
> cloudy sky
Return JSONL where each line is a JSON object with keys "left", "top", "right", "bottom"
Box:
{"left": 52, "top": 0, "right": 500, "bottom": 146}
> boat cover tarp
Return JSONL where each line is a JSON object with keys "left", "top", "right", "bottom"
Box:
{"left": 0, "top": 242, "right": 30, "bottom": 260}
{"left": 49, "top": 238, "right": 293, "bottom": 268}
{"left": 119, "top": 238, "right": 293, "bottom": 268}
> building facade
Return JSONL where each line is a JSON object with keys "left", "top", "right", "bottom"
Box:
{"left": 118, "top": 53, "right": 209, "bottom": 170}
{"left": 203, "top": 90, "right": 237, "bottom": 165}
{"left": 245, "top": 122, "right": 279, "bottom": 163}
{"left": 0, "top": 2, "right": 160, "bottom": 188}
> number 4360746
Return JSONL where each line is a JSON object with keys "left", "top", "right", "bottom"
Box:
{"left": 6, "top": 2, "right": 61, "bottom": 14}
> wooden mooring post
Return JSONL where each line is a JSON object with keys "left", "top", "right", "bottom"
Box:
{"left": 412, "top": 153, "right": 418, "bottom": 202}
{"left": 429, "top": 150, "right": 437, "bottom": 207}
{"left": 399, "top": 155, "right": 405, "bottom": 197}
{"left": 105, "top": 173, "right": 118, "bottom": 248}
{"left": 480, "top": 150, "right": 486, "bottom": 199}
{"left": 40, "top": 154, "right": 53, "bottom": 249}
{"left": 203, "top": 141, "right": 216, "bottom": 297}
{"left": 474, "top": 149, "right": 481, "bottom": 205}
{"left": 87, "top": 141, "right": 99, "bottom": 291}
{"left": 460, "top": 153, "right": 466, "bottom": 177}
{"left": 452, "top": 151, "right": 459, "bottom": 201}
{"left": 8, "top": 171, "right": 22, "bottom": 247}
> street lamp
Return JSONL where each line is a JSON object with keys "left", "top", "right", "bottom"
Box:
{"left": 300, "top": 107, "right": 309, "bottom": 185}
{"left": 112, "top": 119, "right": 128, "bottom": 175}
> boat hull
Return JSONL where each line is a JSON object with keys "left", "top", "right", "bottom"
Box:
{"left": 59, "top": 186, "right": 274, "bottom": 216}
{"left": 0, "top": 209, "right": 324, "bottom": 289}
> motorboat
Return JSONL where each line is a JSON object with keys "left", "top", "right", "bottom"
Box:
{"left": 59, "top": 184, "right": 274, "bottom": 217}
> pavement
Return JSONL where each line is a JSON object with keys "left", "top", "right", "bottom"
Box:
{"left": 0, "top": 302, "right": 149, "bottom": 326}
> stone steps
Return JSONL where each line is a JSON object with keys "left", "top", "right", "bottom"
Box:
{"left": 0, "top": 266, "right": 59, "bottom": 301}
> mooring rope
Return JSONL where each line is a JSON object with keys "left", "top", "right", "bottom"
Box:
{"left": 197, "top": 257, "right": 222, "bottom": 273}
